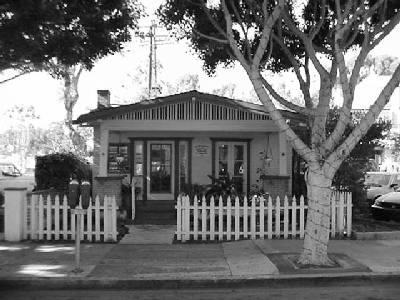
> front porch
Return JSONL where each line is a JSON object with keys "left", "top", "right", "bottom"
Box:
{"left": 74, "top": 90, "right": 305, "bottom": 220}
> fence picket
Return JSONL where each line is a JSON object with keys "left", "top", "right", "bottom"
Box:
{"left": 103, "top": 196, "right": 109, "bottom": 242}
{"left": 299, "top": 196, "right": 305, "bottom": 238}
{"left": 243, "top": 198, "right": 248, "bottom": 238}
{"left": 275, "top": 197, "right": 281, "bottom": 238}
{"left": 291, "top": 196, "right": 297, "bottom": 238}
{"left": 54, "top": 196, "right": 60, "bottom": 241}
{"left": 259, "top": 196, "right": 265, "bottom": 239}
{"left": 87, "top": 199, "right": 93, "bottom": 241}
{"left": 210, "top": 197, "right": 215, "bottom": 241}
{"left": 176, "top": 196, "right": 182, "bottom": 241}
{"left": 283, "top": 196, "right": 289, "bottom": 239}
{"left": 234, "top": 197, "right": 240, "bottom": 240}
{"left": 95, "top": 196, "right": 101, "bottom": 241}
{"left": 267, "top": 196, "right": 273, "bottom": 239}
{"left": 338, "top": 192, "right": 344, "bottom": 236}
{"left": 111, "top": 196, "right": 117, "bottom": 241}
{"left": 250, "top": 197, "right": 256, "bottom": 239}
{"left": 346, "top": 193, "right": 352, "bottom": 236}
{"left": 62, "top": 196, "right": 68, "bottom": 240}
{"left": 46, "top": 195, "right": 52, "bottom": 240}
{"left": 193, "top": 196, "right": 198, "bottom": 240}
{"left": 201, "top": 198, "right": 207, "bottom": 241}
{"left": 226, "top": 197, "right": 232, "bottom": 241}
{"left": 331, "top": 193, "right": 336, "bottom": 237}
{"left": 184, "top": 196, "right": 190, "bottom": 242}
{"left": 218, "top": 196, "right": 223, "bottom": 241}
{"left": 38, "top": 195, "right": 44, "bottom": 240}
{"left": 71, "top": 207, "right": 76, "bottom": 240}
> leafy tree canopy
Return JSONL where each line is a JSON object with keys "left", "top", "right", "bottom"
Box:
{"left": 0, "top": 0, "right": 145, "bottom": 72}
{"left": 158, "top": 0, "right": 400, "bottom": 75}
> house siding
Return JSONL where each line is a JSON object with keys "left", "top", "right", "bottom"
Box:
{"left": 91, "top": 130, "right": 292, "bottom": 199}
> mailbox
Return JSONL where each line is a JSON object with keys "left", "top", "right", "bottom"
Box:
{"left": 68, "top": 179, "right": 80, "bottom": 208}
{"left": 80, "top": 180, "right": 91, "bottom": 209}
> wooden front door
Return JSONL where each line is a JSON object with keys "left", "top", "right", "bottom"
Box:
{"left": 215, "top": 141, "right": 247, "bottom": 194}
{"left": 147, "top": 141, "right": 175, "bottom": 200}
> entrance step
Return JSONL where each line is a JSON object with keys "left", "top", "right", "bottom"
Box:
{"left": 126, "top": 200, "right": 176, "bottom": 225}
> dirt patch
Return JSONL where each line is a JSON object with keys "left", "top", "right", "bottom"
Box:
{"left": 352, "top": 216, "right": 400, "bottom": 233}
{"left": 267, "top": 253, "right": 371, "bottom": 274}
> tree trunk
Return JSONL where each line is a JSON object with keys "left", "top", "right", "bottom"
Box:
{"left": 298, "top": 166, "right": 334, "bottom": 266}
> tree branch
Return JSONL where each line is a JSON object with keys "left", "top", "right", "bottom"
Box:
{"left": 260, "top": 75, "right": 312, "bottom": 116}
{"left": 309, "top": 0, "right": 326, "bottom": 40}
{"left": 282, "top": 9, "right": 329, "bottom": 79}
{"left": 220, "top": 0, "right": 250, "bottom": 72}
{"left": 252, "top": 0, "right": 284, "bottom": 68}
{"left": 271, "top": 33, "right": 313, "bottom": 108}
{"left": 0, "top": 70, "right": 33, "bottom": 84}
{"left": 192, "top": 27, "right": 229, "bottom": 44}
{"left": 228, "top": 0, "right": 252, "bottom": 60}
{"left": 328, "top": 63, "right": 400, "bottom": 168}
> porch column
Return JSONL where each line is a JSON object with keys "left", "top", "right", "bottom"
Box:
{"left": 99, "top": 128, "right": 109, "bottom": 176}
{"left": 279, "top": 132, "right": 288, "bottom": 176}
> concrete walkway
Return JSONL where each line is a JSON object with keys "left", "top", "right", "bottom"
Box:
{"left": 0, "top": 239, "right": 400, "bottom": 289}
{"left": 119, "top": 225, "right": 176, "bottom": 244}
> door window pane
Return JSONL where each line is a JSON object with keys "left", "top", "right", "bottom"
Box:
{"left": 179, "top": 141, "right": 188, "bottom": 190}
{"left": 234, "top": 145, "right": 244, "bottom": 161}
{"left": 134, "top": 141, "right": 143, "bottom": 176}
{"left": 219, "top": 144, "right": 228, "bottom": 161}
{"left": 150, "top": 144, "right": 172, "bottom": 193}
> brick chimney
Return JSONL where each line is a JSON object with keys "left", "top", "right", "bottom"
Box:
{"left": 97, "top": 90, "right": 110, "bottom": 109}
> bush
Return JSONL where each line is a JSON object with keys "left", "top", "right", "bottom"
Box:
{"left": 35, "top": 153, "right": 92, "bottom": 191}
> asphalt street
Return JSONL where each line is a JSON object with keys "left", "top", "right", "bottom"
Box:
{"left": 2, "top": 283, "right": 400, "bottom": 300}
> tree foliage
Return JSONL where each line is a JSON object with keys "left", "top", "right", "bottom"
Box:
{"left": 328, "top": 108, "right": 391, "bottom": 203}
{"left": 158, "top": 0, "right": 400, "bottom": 266}
{"left": 0, "top": 0, "right": 145, "bottom": 74}
{"left": 348, "top": 54, "right": 400, "bottom": 83}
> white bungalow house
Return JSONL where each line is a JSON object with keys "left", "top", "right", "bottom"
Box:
{"left": 74, "top": 90, "right": 305, "bottom": 216}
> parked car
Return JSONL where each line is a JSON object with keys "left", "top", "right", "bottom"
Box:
{"left": 0, "top": 162, "right": 35, "bottom": 205}
{"left": 371, "top": 192, "right": 400, "bottom": 221}
{"left": 365, "top": 172, "right": 400, "bottom": 205}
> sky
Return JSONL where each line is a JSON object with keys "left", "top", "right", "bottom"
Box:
{"left": 0, "top": 1, "right": 400, "bottom": 131}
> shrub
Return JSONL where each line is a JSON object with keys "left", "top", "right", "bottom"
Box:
{"left": 35, "top": 153, "right": 92, "bottom": 191}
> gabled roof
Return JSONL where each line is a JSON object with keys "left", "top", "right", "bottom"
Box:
{"left": 73, "top": 90, "right": 304, "bottom": 124}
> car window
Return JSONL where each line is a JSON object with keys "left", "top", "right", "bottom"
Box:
{"left": 392, "top": 175, "right": 400, "bottom": 185}
{"left": 365, "top": 174, "right": 392, "bottom": 186}
{"left": 0, "top": 164, "right": 21, "bottom": 176}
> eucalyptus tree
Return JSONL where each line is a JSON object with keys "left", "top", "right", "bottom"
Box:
{"left": 158, "top": 0, "right": 400, "bottom": 266}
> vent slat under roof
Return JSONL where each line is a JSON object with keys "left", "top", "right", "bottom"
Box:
{"left": 109, "top": 100, "right": 270, "bottom": 121}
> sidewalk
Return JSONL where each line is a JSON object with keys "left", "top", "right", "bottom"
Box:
{"left": 0, "top": 239, "right": 400, "bottom": 289}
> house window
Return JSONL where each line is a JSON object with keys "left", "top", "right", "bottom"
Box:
{"left": 134, "top": 141, "right": 143, "bottom": 176}
{"left": 108, "top": 144, "right": 130, "bottom": 174}
{"left": 179, "top": 141, "right": 188, "bottom": 190}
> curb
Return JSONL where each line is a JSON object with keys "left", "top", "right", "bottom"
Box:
{"left": 353, "top": 231, "right": 400, "bottom": 240}
{"left": 1, "top": 273, "right": 400, "bottom": 290}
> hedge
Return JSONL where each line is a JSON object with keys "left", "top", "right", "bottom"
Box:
{"left": 35, "top": 153, "right": 92, "bottom": 191}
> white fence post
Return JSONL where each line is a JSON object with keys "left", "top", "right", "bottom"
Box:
{"left": 4, "top": 188, "right": 27, "bottom": 242}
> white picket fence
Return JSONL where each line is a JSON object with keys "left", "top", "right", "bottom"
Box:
{"left": 176, "top": 191, "right": 352, "bottom": 242}
{"left": 24, "top": 194, "right": 118, "bottom": 242}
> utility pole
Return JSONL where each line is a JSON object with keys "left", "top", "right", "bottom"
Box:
{"left": 135, "top": 20, "right": 171, "bottom": 99}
